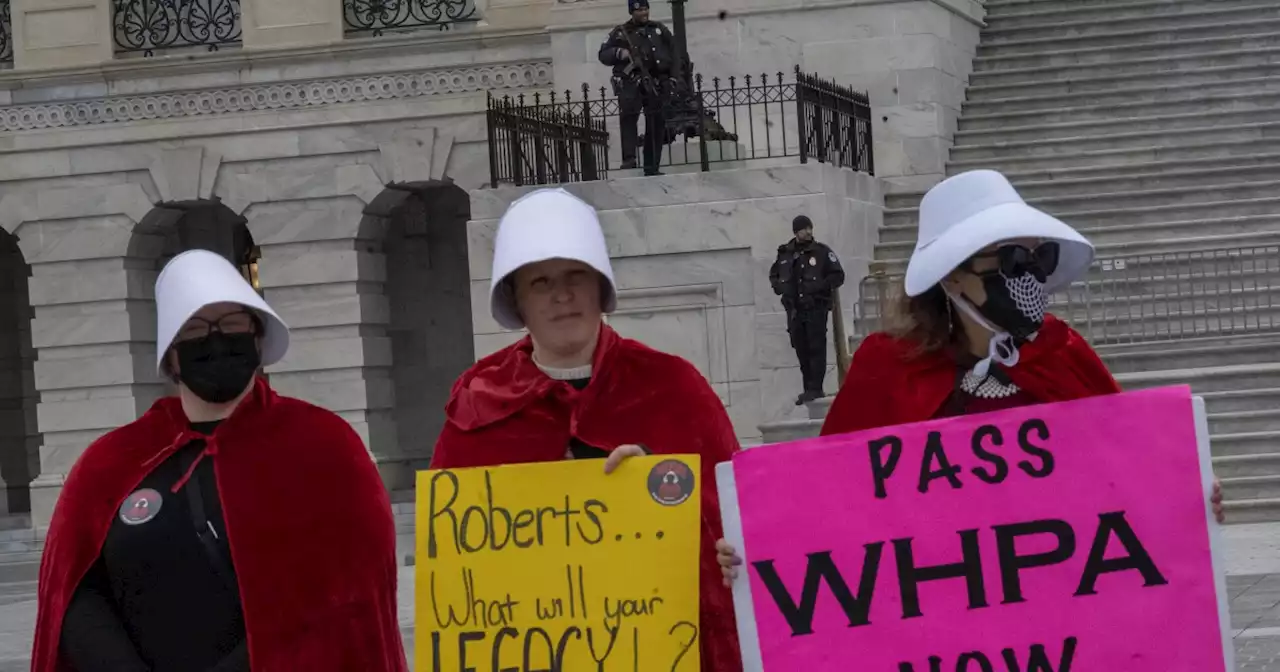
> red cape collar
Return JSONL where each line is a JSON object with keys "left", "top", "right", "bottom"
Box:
{"left": 446, "top": 324, "right": 621, "bottom": 431}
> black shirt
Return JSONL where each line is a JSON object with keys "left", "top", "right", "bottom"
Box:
{"left": 61, "top": 421, "right": 250, "bottom": 672}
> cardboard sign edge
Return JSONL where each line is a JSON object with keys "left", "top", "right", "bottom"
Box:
{"left": 1195, "top": 394, "right": 1236, "bottom": 672}
{"left": 716, "top": 460, "right": 764, "bottom": 672}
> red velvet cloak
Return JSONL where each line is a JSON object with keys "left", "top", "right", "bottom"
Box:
{"left": 32, "top": 377, "right": 407, "bottom": 672}
{"left": 431, "top": 324, "right": 744, "bottom": 672}
{"left": 822, "top": 314, "right": 1121, "bottom": 436}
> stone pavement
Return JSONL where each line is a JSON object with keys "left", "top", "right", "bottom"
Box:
{"left": 0, "top": 524, "right": 1278, "bottom": 669}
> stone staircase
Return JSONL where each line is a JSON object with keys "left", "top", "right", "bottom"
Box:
{"left": 761, "top": 0, "right": 1280, "bottom": 524}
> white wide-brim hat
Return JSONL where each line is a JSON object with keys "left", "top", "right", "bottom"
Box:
{"left": 154, "top": 249, "right": 290, "bottom": 373}
{"left": 904, "top": 170, "right": 1095, "bottom": 297}
{"left": 489, "top": 187, "right": 617, "bottom": 330}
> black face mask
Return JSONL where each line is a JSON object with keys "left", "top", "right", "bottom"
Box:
{"left": 174, "top": 332, "right": 261, "bottom": 404}
{"left": 968, "top": 271, "right": 1048, "bottom": 342}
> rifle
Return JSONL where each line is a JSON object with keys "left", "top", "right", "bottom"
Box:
{"left": 617, "top": 28, "right": 661, "bottom": 100}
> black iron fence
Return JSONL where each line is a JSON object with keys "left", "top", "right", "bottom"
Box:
{"left": 486, "top": 66, "right": 873, "bottom": 188}
{"left": 342, "top": 0, "right": 479, "bottom": 36}
{"left": 487, "top": 93, "right": 610, "bottom": 188}
{"left": 797, "top": 70, "right": 875, "bottom": 174}
{"left": 0, "top": 0, "right": 11, "bottom": 65}
{"left": 112, "top": 0, "right": 242, "bottom": 55}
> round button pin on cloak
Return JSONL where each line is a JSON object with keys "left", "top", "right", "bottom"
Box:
{"left": 119, "top": 488, "right": 164, "bottom": 526}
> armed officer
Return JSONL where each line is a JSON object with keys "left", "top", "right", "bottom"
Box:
{"left": 598, "top": 0, "right": 682, "bottom": 176}
{"left": 770, "top": 215, "right": 846, "bottom": 406}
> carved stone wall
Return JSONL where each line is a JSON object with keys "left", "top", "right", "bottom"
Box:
{"left": 0, "top": 33, "right": 555, "bottom": 526}
{"left": 468, "top": 162, "right": 884, "bottom": 442}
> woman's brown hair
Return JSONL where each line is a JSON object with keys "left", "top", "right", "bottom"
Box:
{"left": 885, "top": 281, "right": 962, "bottom": 355}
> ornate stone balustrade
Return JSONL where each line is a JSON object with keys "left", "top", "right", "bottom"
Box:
{"left": 112, "top": 0, "right": 243, "bottom": 56}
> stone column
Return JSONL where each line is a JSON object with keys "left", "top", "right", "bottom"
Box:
{"left": 240, "top": 0, "right": 343, "bottom": 50}
{"left": 0, "top": 182, "right": 167, "bottom": 529}
{"left": 242, "top": 198, "right": 406, "bottom": 488}
{"left": 11, "top": 0, "right": 114, "bottom": 70}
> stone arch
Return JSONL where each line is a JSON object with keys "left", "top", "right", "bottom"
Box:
{"left": 0, "top": 229, "right": 38, "bottom": 515}
{"left": 360, "top": 180, "right": 473, "bottom": 487}
{"left": 132, "top": 199, "right": 262, "bottom": 385}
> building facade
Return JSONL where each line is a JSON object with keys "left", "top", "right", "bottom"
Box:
{"left": 0, "top": 0, "right": 984, "bottom": 530}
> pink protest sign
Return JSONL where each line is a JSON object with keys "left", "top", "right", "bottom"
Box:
{"left": 727, "top": 386, "right": 1227, "bottom": 671}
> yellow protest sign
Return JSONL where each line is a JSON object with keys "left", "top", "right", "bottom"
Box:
{"left": 415, "top": 455, "right": 703, "bottom": 672}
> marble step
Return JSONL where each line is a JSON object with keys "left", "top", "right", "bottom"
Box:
{"left": 1116, "top": 362, "right": 1280, "bottom": 394}
{"left": 981, "top": 153, "right": 1280, "bottom": 185}
{"left": 1220, "top": 475, "right": 1280, "bottom": 501}
{"left": 984, "top": 0, "right": 1280, "bottom": 30}
{"left": 877, "top": 232, "right": 1280, "bottom": 265}
{"left": 979, "top": 10, "right": 1280, "bottom": 55}
{"left": 959, "top": 91, "right": 1280, "bottom": 133}
{"left": 866, "top": 256, "right": 1280, "bottom": 297}
{"left": 963, "top": 74, "right": 1280, "bottom": 116}
{"left": 888, "top": 180, "right": 1280, "bottom": 215}
{"left": 1200, "top": 387, "right": 1280, "bottom": 414}
{"left": 888, "top": 164, "right": 1280, "bottom": 208}
{"left": 964, "top": 62, "right": 1280, "bottom": 102}
{"left": 1209, "top": 409, "right": 1280, "bottom": 436}
{"left": 1222, "top": 497, "right": 1280, "bottom": 524}
{"left": 877, "top": 216, "right": 1280, "bottom": 250}
{"left": 1213, "top": 431, "right": 1280, "bottom": 457}
{"left": 1214, "top": 453, "right": 1280, "bottom": 479}
{"left": 985, "top": 0, "right": 1259, "bottom": 10}
{"left": 948, "top": 137, "right": 1280, "bottom": 174}
{"left": 886, "top": 194, "right": 1280, "bottom": 230}
{"left": 973, "top": 45, "right": 1280, "bottom": 88}
{"left": 975, "top": 30, "right": 1280, "bottom": 73}
{"left": 950, "top": 125, "right": 1280, "bottom": 168}
{"left": 1091, "top": 336, "right": 1280, "bottom": 376}
{"left": 956, "top": 108, "right": 1280, "bottom": 144}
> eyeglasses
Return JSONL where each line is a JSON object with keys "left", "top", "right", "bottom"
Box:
{"left": 963, "top": 242, "right": 1061, "bottom": 282}
{"left": 175, "top": 311, "right": 258, "bottom": 343}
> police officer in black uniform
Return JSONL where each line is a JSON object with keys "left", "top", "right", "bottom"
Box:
{"left": 597, "top": 0, "right": 682, "bottom": 176}
{"left": 770, "top": 215, "right": 846, "bottom": 405}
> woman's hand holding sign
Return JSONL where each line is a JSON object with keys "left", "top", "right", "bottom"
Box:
{"left": 604, "top": 444, "right": 649, "bottom": 474}
{"left": 716, "top": 538, "right": 741, "bottom": 588}
{"left": 1212, "top": 478, "right": 1224, "bottom": 524}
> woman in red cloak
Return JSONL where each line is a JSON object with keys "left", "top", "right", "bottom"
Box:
{"left": 430, "top": 187, "right": 743, "bottom": 671}
{"left": 32, "top": 250, "right": 406, "bottom": 672}
{"left": 717, "top": 169, "right": 1224, "bottom": 581}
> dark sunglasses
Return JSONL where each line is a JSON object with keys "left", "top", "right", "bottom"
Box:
{"left": 963, "top": 242, "right": 1061, "bottom": 282}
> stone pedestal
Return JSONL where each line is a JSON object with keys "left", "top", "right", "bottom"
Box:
{"left": 241, "top": 0, "right": 344, "bottom": 51}
{"left": 11, "top": 0, "right": 114, "bottom": 70}
{"left": 468, "top": 161, "right": 884, "bottom": 441}
{"left": 548, "top": 0, "right": 984, "bottom": 192}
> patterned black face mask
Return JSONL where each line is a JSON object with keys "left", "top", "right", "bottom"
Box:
{"left": 970, "top": 270, "right": 1048, "bottom": 342}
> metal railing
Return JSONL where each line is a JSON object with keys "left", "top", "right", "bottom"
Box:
{"left": 342, "top": 0, "right": 478, "bottom": 36}
{"left": 485, "top": 66, "right": 874, "bottom": 187}
{"left": 852, "top": 244, "right": 1280, "bottom": 347}
{"left": 487, "top": 92, "right": 610, "bottom": 188}
{"left": 0, "top": 0, "right": 11, "bottom": 65}
{"left": 797, "top": 70, "right": 874, "bottom": 174}
{"left": 112, "top": 0, "right": 241, "bottom": 55}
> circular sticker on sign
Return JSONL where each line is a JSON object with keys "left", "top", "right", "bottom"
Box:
{"left": 119, "top": 488, "right": 163, "bottom": 526}
{"left": 809, "top": 257, "right": 817, "bottom": 266}
{"left": 648, "top": 459, "right": 695, "bottom": 506}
